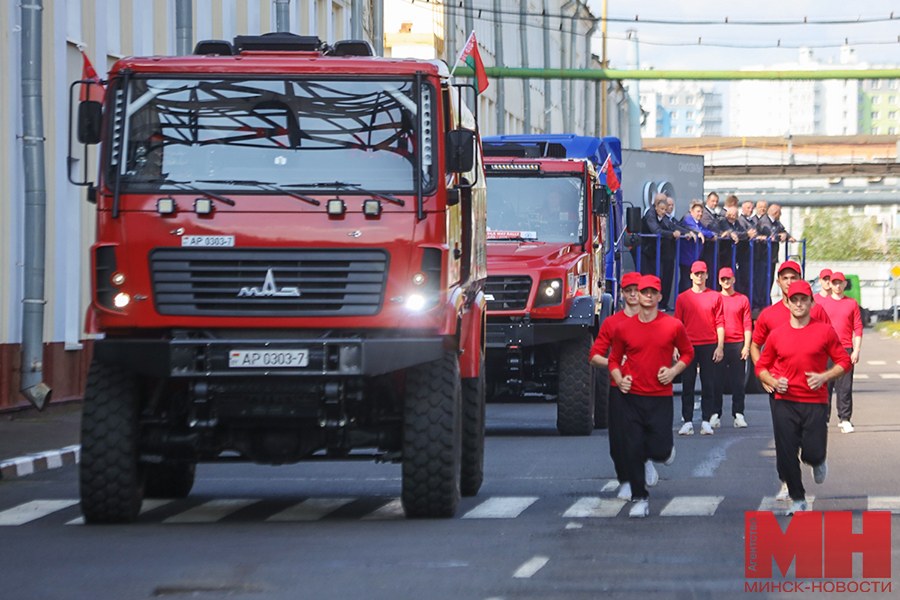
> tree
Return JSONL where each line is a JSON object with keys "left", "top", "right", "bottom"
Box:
{"left": 803, "top": 208, "right": 882, "bottom": 261}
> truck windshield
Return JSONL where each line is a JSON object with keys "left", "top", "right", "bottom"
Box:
{"left": 110, "top": 77, "right": 432, "bottom": 193}
{"left": 485, "top": 176, "right": 585, "bottom": 243}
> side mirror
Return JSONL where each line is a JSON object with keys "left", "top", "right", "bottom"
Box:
{"left": 626, "top": 207, "right": 643, "bottom": 233}
{"left": 77, "top": 100, "right": 103, "bottom": 145}
{"left": 446, "top": 129, "right": 475, "bottom": 174}
{"left": 592, "top": 186, "right": 610, "bottom": 216}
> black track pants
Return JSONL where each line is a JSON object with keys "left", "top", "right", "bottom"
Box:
{"left": 622, "top": 393, "right": 674, "bottom": 500}
{"left": 771, "top": 397, "right": 828, "bottom": 501}
{"left": 681, "top": 343, "right": 717, "bottom": 423}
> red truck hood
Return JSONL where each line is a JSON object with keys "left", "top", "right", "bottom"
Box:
{"left": 486, "top": 241, "right": 573, "bottom": 271}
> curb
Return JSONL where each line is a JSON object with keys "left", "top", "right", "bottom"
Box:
{"left": 0, "top": 445, "right": 81, "bottom": 480}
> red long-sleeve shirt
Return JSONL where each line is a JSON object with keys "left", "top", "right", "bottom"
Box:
{"left": 674, "top": 288, "right": 725, "bottom": 345}
{"left": 752, "top": 300, "right": 833, "bottom": 347}
{"left": 608, "top": 313, "right": 695, "bottom": 397}
{"left": 721, "top": 292, "right": 752, "bottom": 344}
{"left": 820, "top": 295, "right": 863, "bottom": 349}
{"left": 755, "top": 320, "right": 851, "bottom": 403}
{"left": 589, "top": 311, "right": 635, "bottom": 388}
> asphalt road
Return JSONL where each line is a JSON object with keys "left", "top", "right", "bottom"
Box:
{"left": 2, "top": 331, "right": 899, "bottom": 600}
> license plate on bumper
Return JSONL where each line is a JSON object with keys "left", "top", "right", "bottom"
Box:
{"left": 229, "top": 349, "right": 309, "bottom": 368}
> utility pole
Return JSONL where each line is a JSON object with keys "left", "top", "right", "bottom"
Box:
{"left": 464, "top": 0, "right": 475, "bottom": 108}
{"left": 374, "top": 0, "right": 384, "bottom": 55}
{"left": 175, "top": 0, "right": 193, "bottom": 56}
{"left": 519, "top": 0, "right": 530, "bottom": 132}
{"left": 352, "top": 0, "right": 363, "bottom": 40}
{"left": 275, "top": 0, "right": 290, "bottom": 33}
{"left": 493, "top": 0, "right": 505, "bottom": 134}
{"left": 600, "top": 0, "right": 608, "bottom": 137}
{"left": 561, "top": 1, "right": 573, "bottom": 132}
{"left": 19, "top": 0, "right": 51, "bottom": 409}
{"left": 585, "top": 19, "right": 598, "bottom": 136}
{"left": 542, "top": 0, "right": 551, "bottom": 133}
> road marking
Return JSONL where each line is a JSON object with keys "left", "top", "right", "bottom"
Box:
{"left": 66, "top": 499, "right": 174, "bottom": 525}
{"left": 362, "top": 498, "right": 405, "bottom": 520}
{"left": 854, "top": 374, "right": 869, "bottom": 379}
{"left": 565, "top": 521, "right": 583, "bottom": 529}
{"left": 267, "top": 498, "right": 355, "bottom": 522}
{"left": 563, "top": 497, "right": 625, "bottom": 518}
{"left": 0, "top": 500, "right": 79, "bottom": 526}
{"left": 163, "top": 499, "right": 256, "bottom": 523}
{"left": 757, "top": 495, "right": 815, "bottom": 513}
{"left": 868, "top": 360, "right": 887, "bottom": 365}
{"left": 868, "top": 496, "right": 900, "bottom": 513}
{"left": 879, "top": 374, "right": 900, "bottom": 379}
{"left": 600, "top": 480, "right": 619, "bottom": 493}
{"left": 660, "top": 496, "right": 724, "bottom": 517}
{"left": 463, "top": 497, "right": 538, "bottom": 519}
{"left": 512, "top": 556, "right": 549, "bottom": 579}
{"left": 692, "top": 438, "right": 741, "bottom": 478}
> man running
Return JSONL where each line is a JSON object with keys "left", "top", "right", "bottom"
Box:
{"left": 712, "top": 267, "right": 752, "bottom": 428}
{"left": 609, "top": 275, "right": 694, "bottom": 518}
{"left": 674, "top": 261, "right": 725, "bottom": 436}
{"left": 820, "top": 272, "right": 863, "bottom": 433}
{"left": 755, "top": 280, "right": 850, "bottom": 515}
{"left": 590, "top": 272, "right": 658, "bottom": 499}
{"left": 750, "top": 260, "right": 833, "bottom": 501}
{"left": 817, "top": 268, "right": 833, "bottom": 301}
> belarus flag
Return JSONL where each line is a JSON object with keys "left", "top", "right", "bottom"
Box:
{"left": 455, "top": 32, "right": 489, "bottom": 95}
{"left": 79, "top": 47, "right": 105, "bottom": 103}
{"left": 599, "top": 155, "right": 621, "bottom": 193}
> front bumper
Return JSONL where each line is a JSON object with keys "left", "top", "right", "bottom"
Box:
{"left": 485, "top": 296, "right": 595, "bottom": 349}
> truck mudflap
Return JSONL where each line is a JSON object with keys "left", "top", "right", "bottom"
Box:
{"left": 93, "top": 336, "right": 445, "bottom": 378}
{"left": 485, "top": 296, "right": 595, "bottom": 349}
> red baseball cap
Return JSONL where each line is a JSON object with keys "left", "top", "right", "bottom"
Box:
{"left": 819, "top": 268, "right": 833, "bottom": 279}
{"left": 638, "top": 275, "right": 662, "bottom": 292}
{"left": 621, "top": 272, "right": 642, "bottom": 288}
{"left": 718, "top": 267, "right": 734, "bottom": 279}
{"left": 787, "top": 280, "right": 813, "bottom": 298}
{"left": 830, "top": 271, "right": 845, "bottom": 282}
{"left": 778, "top": 260, "right": 802, "bottom": 276}
{"left": 690, "top": 261, "right": 707, "bottom": 274}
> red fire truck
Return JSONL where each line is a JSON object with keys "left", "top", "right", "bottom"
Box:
{"left": 481, "top": 135, "right": 620, "bottom": 435}
{"left": 69, "top": 33, "right": 487, "bottom": 521}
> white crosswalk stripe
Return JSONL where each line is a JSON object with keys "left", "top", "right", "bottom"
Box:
{"left": 757, "top": 495, "right": 815, "bottom": 514}
{"left": 462, "top": 497, "right": 538, "bottom": 519}
{"left": 362, "top": 498, "right": 405, "bottom": 520}
{"left": 853, "top": 373, "right": 869, "bottom": 379}
{"left": 660, "top": 496, "right": 724, "bottom": 517}
{"left": 66, "top": 499, "right": 174, "bottom": 525}
{"left": 563, "top": 497, "right": 625, "bottom": 518}
{"left": 600, "top": 480, "right": 619, "bottom": 493}
{"left": 0, "top": 500, "right": 78, "bottom": 526}
{"left": 267, "top": 498, "right": 355, "bottom": 522}
{"left": 879, "top": 373, "right": 900, "bottom": 379}
{"left": 867, "top": 360, "right": 887, "bottom": 365}
{"left": 163, "top": 499, "right": 257, "bottom": 523}
{"left": 867, "top": 496, "right": 900, "bottom": 513}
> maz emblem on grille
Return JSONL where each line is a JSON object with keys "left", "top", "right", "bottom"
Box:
{"left": 238, "top": 269, "right": 301, "bottom": 297}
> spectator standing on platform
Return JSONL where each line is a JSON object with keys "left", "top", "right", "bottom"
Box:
{"left": 724, "top": 195, "right": 739, "bottom": 211}
{"left": 590, "top": 272, "right": 658, "bottom": 500}
{"left": 675, "top": 261, "right": 725, "bottom": 436}
{"left": 754, "top": 200, "right": 769, "bottom": 222}
{"left": 817, "top": 268, "right": 833, "bottom": 300}
{"left": 819, "top": 272, "right": 863, "bottom": 433}
{"left": 755, "top": 280, "right": 850, "bottom": 515}
{"left": 679, "top": 201, "right": 715, "bottom": 291}
{"left": 752, "top": 204, "right": 795, "bottom": 309}
{"left": 700, "top": 192, "right": 720, "bottom": 229}
{"left": 736, "top": 200, "right": 758, "bottom": 296}
{"left": 751, "top": 261, "right": 834, "bottom": 502}
{"left": 642, "top": 194, "right": 681, "bottom": 309}
{"left": 712, "top": 268, "right": 752, "bottom": 428}
{"left": 715, "top": 207, "right": 747, "bottom": 282}
{"left": 608, "top": 275, "right": 694, "bottom": 518}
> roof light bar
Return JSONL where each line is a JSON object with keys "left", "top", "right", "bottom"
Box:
{"left": 486, "top": 163, "right": 541, "bottom": 171}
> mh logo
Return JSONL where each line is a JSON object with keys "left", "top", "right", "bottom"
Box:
{"left": 745, "top": 511, "right": 891, "bottom": 579}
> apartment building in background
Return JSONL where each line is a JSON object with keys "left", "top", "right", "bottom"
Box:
{"left": 639, "top": 81, "right": 723, "bottom": 138}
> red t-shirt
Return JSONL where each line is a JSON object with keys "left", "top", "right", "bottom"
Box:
{"left": 721, "top": 292, "right": 752, "bottom": 344}
{"left": 752, "top": 300, "right": 833, "bottom": 347}
{"left": 608, "top": 312, "right": 695, "bottom": 397}
{"left": 820, "top": 295, "right": 863, "bottom": 349}
{"left": 589, "top": 310, "right": 635, "bottom": 388}
{"left": 674, "top": 288, "right": 725, "bottom": 345}
{"left": 755, "top": 320, "right": 851, "bottom": 403}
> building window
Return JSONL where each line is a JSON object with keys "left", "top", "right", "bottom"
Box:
{"left": 843, "top": 111, "right": 848, "bottom": 118}
{"left": 891, "top": 80, "right": 900, "bottom": 89}
{"left": 668, "top": 95, "right": 678, "bottom": 105}
{"left": 872, "top": 111, "right": 881, "bottom": 120}
{"left": 873, "top": 80, "right": 882, "bottom": 89}
{"left": 890, "top": 127, "right": 897, "bottom": 135}
{"left": 685, "top": 111, "right": 694, "bottom": 119}
{"left": 891, "top": 96, "right": 899, "bottom": 104}
{"left": 873, "top": 96, "right": 882, "bottom": 105}
{"left": 685, "top": 125, "right": 694, "bottom": 134}
{"left": 890, "top": 111, "right": 898, "bottom": 120}
{"left": 671, "top": 111, "right": 678, "bottom": 120}
{"left": 685, "top": 95, "right": 694, "bottom": 104}
{"left": 671, "top": 126, "right": 678, "bottom": 134}
{"left": 872, "top": 126, "right": 880, "bottom": 134}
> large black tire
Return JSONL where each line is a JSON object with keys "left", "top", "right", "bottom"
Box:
{"left": 145, "top": 462, "right": 196, "bottom": 499}
{"left": 460, "top": 351, "right": 485, "bottom": 497}
{"left": 593, "top": 366, "right": 610, "bottom": 430}
{"left": 402, "top": 351, "right": 462, "bottom": 518}
{"left": 79, "top": 360, "right": 145, "bottom": 524}
{"left": 556, "top": 332, "right": 596, "bottom": 436}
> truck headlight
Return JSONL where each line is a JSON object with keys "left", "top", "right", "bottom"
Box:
{"left": 534, "top": 278, "right": 563, "bottom": 307}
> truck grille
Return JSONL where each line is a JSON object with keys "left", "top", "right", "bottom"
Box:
{"left": 485, "top": 276, "right": 532, "bottom": 311}
{"left": 149, "top": 248, "right": 389, "bottom": 317}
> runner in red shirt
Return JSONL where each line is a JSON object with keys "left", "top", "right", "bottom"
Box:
{"left": 755, "top": 280, "right": 851, "bottom": 515}
{"left": 608, "top": 275, "right": 694, "bottom": 518}
{"left": 821, "top": 272, "right": 863, "bottom": 433}
{"left": 817, "top": 268, "right": 833, "bottom": 302}
{"left": 712, "top": 268, "right": 752, "bottom": 428}
{"left": 674, "top": 261, "right": 725, "bottom": 436}
{"left": 589, "top": 272, "right": 651, "bottom": 499}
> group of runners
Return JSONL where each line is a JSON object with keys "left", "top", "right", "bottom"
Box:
{"left": 589, "top": 260, "right": 862, "bottom": 517}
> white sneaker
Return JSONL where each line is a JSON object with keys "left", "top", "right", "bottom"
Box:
{"left": 645, "top": 461, "right": 659, "bottom": 487}
{"left": 786, "top": 499, "right": 808, "bottom": 516}
{"left": 663, "top": 447, "right": 676, "bottom": 466}
{"left": 678, "top": 422, "right": 694, "bottom": 436}
{"left": 616, "top": 482, "right": 632, "bottom": 500}
{"left": 700, "top": 421, "right": 714, "bottom": 435}
{"left": 734, "top": 414, "right": 748, "bottom": 428}
{"left": 629, "top": 499, "right": 649, "bottom": 518}
{"left": 813, "top": 461, "right": 828, "bottom": 484}
{"left": 839, "top": 421, "right": 855, "bottom": 433}
{"left": 709, "top": 414, "right": 721, "bottom": 428}
{"left": 776, "top": 482, "right": 790, "bottom": 501}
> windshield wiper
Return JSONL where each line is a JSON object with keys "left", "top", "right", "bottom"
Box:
{"left": 140, "top": 178, "right": 235, "bottom": 206}
{"left": 291, "top": 181, "right": 405, "bottom": 207}
{"left": 197, "top": 179, "right": 320, "bottom": 206}
{"left": 489, "top": 236, "right": 543, "bottom": 243}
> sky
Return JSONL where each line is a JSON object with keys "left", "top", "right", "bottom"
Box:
{"left": 588, "top": 0, "right": 900, "bottom": 70}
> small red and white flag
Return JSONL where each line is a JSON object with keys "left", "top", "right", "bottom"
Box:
{"left": 450, "top": 32, "right": 489, "bottom": 95}
{"left": 79, "top": 47, "right": 105, "bottom": 103}
{"left": 599, "top": 155, "right": 621, "bottom": 193}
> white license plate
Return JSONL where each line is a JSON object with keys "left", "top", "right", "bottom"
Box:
{"left": 181, "top": 235, "right": 235, "bottom": 247}
{"left": 229, "top": 349, "right": 309, "bottom": 368}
